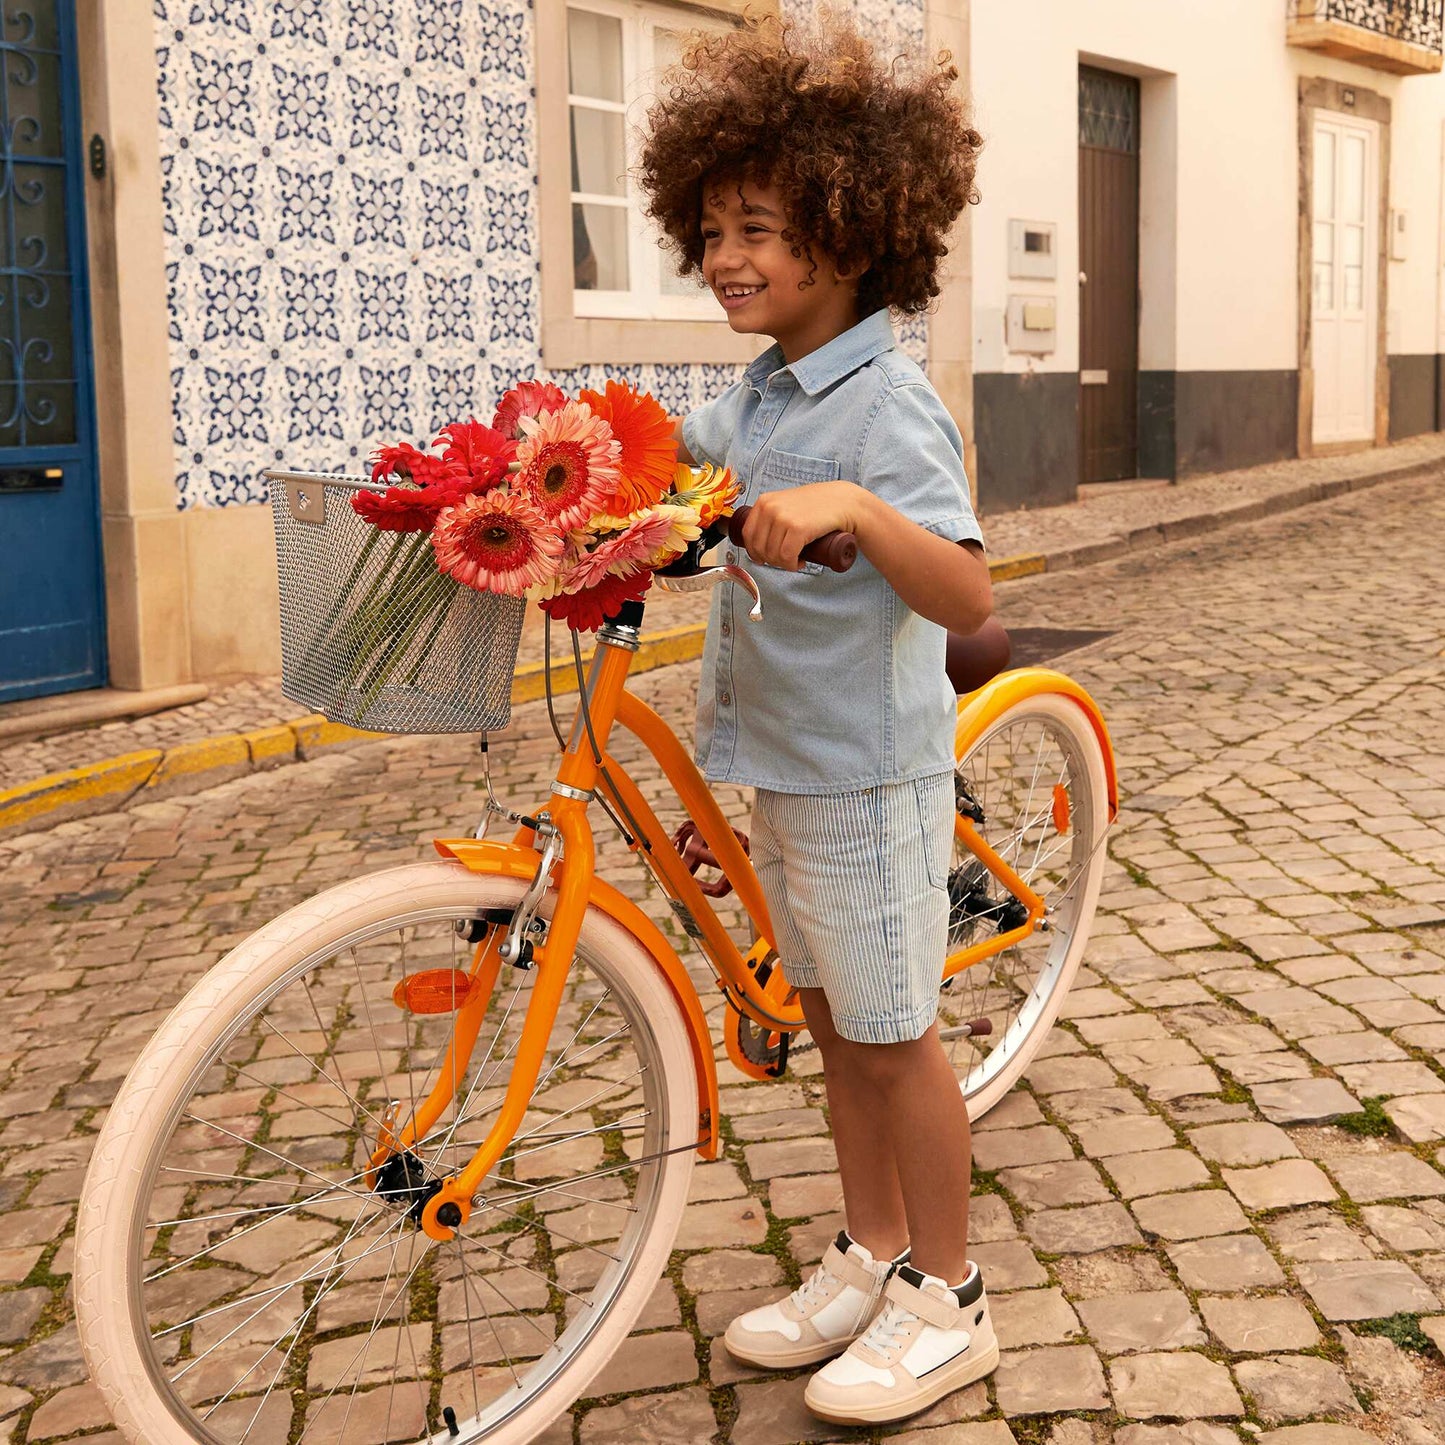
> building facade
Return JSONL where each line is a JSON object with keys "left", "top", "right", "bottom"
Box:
{"left": 0, "top": 0, "right": 1440, "bottom": 702}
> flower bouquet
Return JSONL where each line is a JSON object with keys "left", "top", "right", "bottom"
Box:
{"left": 293, "top": 378, "right": 737, "bottom": 729}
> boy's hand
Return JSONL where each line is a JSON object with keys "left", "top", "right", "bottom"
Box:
{"left": 737, "top": 482, "right": 867, "bottom": 571}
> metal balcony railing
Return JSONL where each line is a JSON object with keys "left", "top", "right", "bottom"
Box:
{"left": 1288, "top": 0, "right": 1443, "bottom": 71}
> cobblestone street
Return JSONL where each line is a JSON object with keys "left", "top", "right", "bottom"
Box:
{"left": 2, "top": 473, "right": 1445, "bottom": 1444}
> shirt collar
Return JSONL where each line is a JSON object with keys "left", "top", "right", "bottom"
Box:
{"left": 743, "top": 309, "right": 897, "bottom": 397}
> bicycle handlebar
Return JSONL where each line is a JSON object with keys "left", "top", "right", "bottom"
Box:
{"left": 726, "top": 505, "right": 858, "bottom": 573}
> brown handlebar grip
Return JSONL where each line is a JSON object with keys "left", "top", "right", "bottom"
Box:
{"left": 726, "top": 504, "right": 858, "bottom": 573}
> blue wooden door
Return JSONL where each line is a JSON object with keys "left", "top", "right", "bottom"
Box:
{"left": 0, "top": 1, "right": 104, "bottom": 703}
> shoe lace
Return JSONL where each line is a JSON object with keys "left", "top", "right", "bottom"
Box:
{"left": 790, "top": 1260, "right": 839, "bottom": 1313}
{"left": 858, "top": 1297, "right": 916, "bottom": 1355}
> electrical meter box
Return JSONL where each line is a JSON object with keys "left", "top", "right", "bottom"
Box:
{"left": 1005, "top": 295, "right": 1056, "bottom": 355}
{"left": 1008, "top": 220, "right": 1057, "bottom": 280}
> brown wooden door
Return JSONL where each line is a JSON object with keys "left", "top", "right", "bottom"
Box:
{"left": 1078, "top": 66, "right": 1140, "bottom": 482}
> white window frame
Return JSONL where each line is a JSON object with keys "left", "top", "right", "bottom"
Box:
{"left": 566, "top": 0, "right": 728, "bottom": 322}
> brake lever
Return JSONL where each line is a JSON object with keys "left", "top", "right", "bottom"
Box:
{"left": 654, "top": 564, "right": 763, "bottom": 621}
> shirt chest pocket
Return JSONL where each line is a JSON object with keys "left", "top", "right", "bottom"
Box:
{"left": 756, "top": 450, "right": 842, "bottom": 576}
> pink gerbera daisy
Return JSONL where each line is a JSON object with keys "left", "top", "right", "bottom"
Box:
{"left": 493, "top": 379, "right": 568, "bottom": 441}
{"left": 565, "top": 509, "right": 678, "bottom": 591}
{"left": 516, "top": 401, "right": 621, "bottom": 531}
{"left": 432, "top": 490, "right": 564, "bottom": 595}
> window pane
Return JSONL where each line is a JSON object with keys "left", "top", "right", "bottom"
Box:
{"left": 1312, "top": 221, "right": 1333, "bottom": 310}
{"left": 1313, "top": 128, "right": 1335, "bottom": 221}
{"left": 573, "top": 202, "right": 628, "bottom": 290}
{"left": 568, "top": 9, "right": 623, "bottom": 102}
{"left": 660, "top": 260, "right": 708, "bottom": 298}
{"left": 654, "top": 27, "right": 692, "bottom": 73}
{"left": 570, "top": 106, "right": 626, "bottom": 197}
{"left": 1342, "top": 133, "right": 1365, "bottom": 223}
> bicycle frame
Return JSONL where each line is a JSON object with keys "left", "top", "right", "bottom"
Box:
{"left": 392, "top": 618, "right": 1115, "bottom": 1241}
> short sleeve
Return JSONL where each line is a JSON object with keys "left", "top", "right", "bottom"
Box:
{"left": 856, "top": 384, "right": 984, "bottom": 547}
{"left": 683, "top": 381, "right": 745, "bottom": 470}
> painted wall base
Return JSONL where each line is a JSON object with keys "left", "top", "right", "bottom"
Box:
{"left": 1388, "top": 354, "right": 1441, "bottom": 440}
{"left": 972, "top": 372, "right": 1079, "bottom": 511}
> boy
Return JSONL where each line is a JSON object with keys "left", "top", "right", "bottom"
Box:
{"left": 640, "top": 15, "right": 997, "bottom": 1427}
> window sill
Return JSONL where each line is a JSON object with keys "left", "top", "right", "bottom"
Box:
{"left": 542, "top": 315, "right": 767, "bottom": 370}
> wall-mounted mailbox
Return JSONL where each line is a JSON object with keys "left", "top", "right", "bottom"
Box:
{"left": 1008, "top": 219, "right": 1057, "bottom": 279}
{"left": 1006, "top": 294, "right": 1056, "bottom": 355}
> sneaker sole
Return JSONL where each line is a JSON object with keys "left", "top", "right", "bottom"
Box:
{"left": 724, "top": 1331, "right": 859, "bottom": 1371}
{"left": 804, "top": 1338, "right": 1001, "bottom": 1425}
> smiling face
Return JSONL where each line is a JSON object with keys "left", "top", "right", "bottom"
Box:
{"left": 699, "top": 177, "right": 864, "bottom": 363}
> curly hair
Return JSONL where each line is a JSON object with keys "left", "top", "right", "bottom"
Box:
{"left": 637, "top": 14, "right": 981, "bottom": 317}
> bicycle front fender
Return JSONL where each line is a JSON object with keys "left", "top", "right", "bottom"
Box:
{"left": 434, "top": 836, "right": 722, "bottom": 1161}
{"left": 956, "top": 668, "right": 1119, "bottom": 822}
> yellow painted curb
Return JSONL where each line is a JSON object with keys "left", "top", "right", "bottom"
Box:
{"left": 988, "top": 553, "right": 1047, "bottom": 582}
{"left": 143, "top": 735, "right": 250, "bottom": 792}
{"left": 243, "top": 724, "right": 298, "bottom": 768}
{"left": 0, "top": 750, "right": 163, "bottom": 833}
{"left": 291, "top": 713, "right": 387, "bottom": 758}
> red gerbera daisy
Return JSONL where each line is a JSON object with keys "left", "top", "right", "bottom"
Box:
{"left": 540, "top": 568, "right": 653, "bottom": 631}
{"left": 493, "top": 379, "right": 568, "bottom": 441}
{"left": 351, "top": 483, "right": 443, "bottom": 533}
{"left": 435, "top": 418, "right": 514, "bottom": 492}
{"left": 432, "top": 490, "right": 565, "bottom": 595}
{"left": 580, "top": 381, "right": 677, "bottom": 514}
{"left": 368, "top": 442, "right": 459, "bottom": 488}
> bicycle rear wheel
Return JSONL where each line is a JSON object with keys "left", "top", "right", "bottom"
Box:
{"left": 941, "top": 691, "right": 1110, "bottom": 1119}
{"left": 76, "top": 863, "right": 697, "bottom": 1445}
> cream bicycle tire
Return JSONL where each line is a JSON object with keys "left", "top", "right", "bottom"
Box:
{"left": 75, "top": 862, "right": 698, "bottom": 1445}
{"left": 944, "top": 690, "right": 1111, "bottom": 1120}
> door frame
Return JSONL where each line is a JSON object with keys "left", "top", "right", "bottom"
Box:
{"left": 1297, "top": 77, "right": 1391, "bottom": 456}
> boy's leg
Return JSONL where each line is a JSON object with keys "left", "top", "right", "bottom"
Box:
{"left": 802, "top": 987, "right": 972, "bottom": 1282}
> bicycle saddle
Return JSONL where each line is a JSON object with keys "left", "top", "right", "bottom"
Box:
{"left": 945, "top": 617, "right": 1011, "bottom": 695}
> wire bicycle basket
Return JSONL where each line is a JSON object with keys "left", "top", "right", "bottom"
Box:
{"left": 266, "top": 469, "right": 526, "bottom": 734}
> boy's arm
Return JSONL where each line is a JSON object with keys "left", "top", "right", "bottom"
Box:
{"left": 737, "top": 482, "right": 993, "bottom": 636}
{"left": 672, "top": 416, "right": 695, "bottom": 465}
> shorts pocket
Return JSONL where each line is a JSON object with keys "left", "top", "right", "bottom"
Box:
{"left": 914, "top": 775, "right": 953, "bottom": 892}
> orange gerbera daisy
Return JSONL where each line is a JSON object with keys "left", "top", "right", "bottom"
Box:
{"left": 516, "top": 401, "right": 621, "bottom": 530}
{"left": 669, "top": 462, "right": 740, "bottom": 528}
{"left": 580, "top": 380, "right": 677, "bottom": 514}
{"left": 432, "top": 490, "right": 564, "bottom": 595}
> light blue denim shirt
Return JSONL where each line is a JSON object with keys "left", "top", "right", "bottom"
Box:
{"left": 682, "top": 308, "right": 984, "bottom": 794}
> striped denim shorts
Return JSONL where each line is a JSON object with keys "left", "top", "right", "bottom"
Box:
{"left": 750, "top": 773, "right": 955, "bottom": 1044}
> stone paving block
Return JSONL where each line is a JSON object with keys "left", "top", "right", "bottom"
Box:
{"left": 1234, "top": 1355, "right": 1360, "bottom": 1422}
{"left": 1360, "top": 1203, "right": 1445, "bottom": 1252}
{"left": 1223, "top": 1160, "right": 1337, "bottom": 1210}
{"left": 1191, "top": 1023, "right": 1289, "bottom": 1057}
{"left": 1299, "top": 1032, "right": 1407, "bottom": 1065}
{"left": 694, "top": 1286, "right": 780, "bottom": 1337}
{"left": 730, "top": 1376, "right": 839, "bottom": 1443}
{"left": 705, "top": 1336, "right": 767, "bottom": 1387}
{"left": 969, "top": 1193, "right": 1018, "bottom": 1243}
{"left": 1025, "top": 1055, "right": 1119, "bottom": 1095}
{"left": 1109, "top": 1350, "right": 1244, "bottom": 1419}
{"left": 1115, "top": 1425, "right": 1240, "bottom": 1445}
{"left": 1257, "top": 1429, "right": 1377, "bottom": 1445}
{"left": 1294, "top": 1259, "right": 1440, "bottom": 1321}
{"left": 1062, "top": 987, "right": 1135, "bottom": 1020}
{"left": 0, "top": 1384, "right": 30, "bottom": 1422}
{"left": 673, "top": 1196, "right": 768, "bottom": 1250}
{"left": 0, "top": 1245, "right": 41, "bottom": 1285}
{"left": 1325, "top": 1152, "right": 1445, "bottom": 1203}
{"left": 1073, "top": 1115, "right": 1179, "bottom": 1159}
{"left": 1188, "top": 1122, "right": 1300, "bottom": 1166}
{"left": 997, "top": 1160, "right": 1112, "bottom": 1210}
{"left": 1199, "top": 1295, "right": 1320, "bottom": 1353}
{"left": 1076, "top": 1014, "right": 1169, "bottom": 1045}
{"left": 969, "top": 1240, "right": 1049, "bottom": 1291}
{"left": 681, "top": 1250, "right": 782, "bottom": 1295}
{"left": 974, "top": 1092, "right": 1045, "bottom": 1132}
{"left": 769, "top": 1172, "right": 843, "bottom": 1218}
{"left": 990, "top": 1286, "right": 1082, "bottom": 1348}
{"left": 1219, "top": 1053, "right": 1315, "bottom": 1085}
{"left": 1132, "top": 1190, "right": 1250, "bottom": 1242}
{"left": 786, "top": 1213, "right": 846, "bottom": 1268}
{"left": 1048, "top": 1088, "right": 1150, "bottom": 1126}
{"left": 1104, "top": 1149, "right": 1211, "bottom": 1200}
{"left": 1026, "top": 1201, "right": 1144, "bottom": 1254}
{"left": 887, "top": 1415, "right": 1005, "bottom": 1445}
{"left": 742, "top": 1137, "right": 837, "bottom": 1180}
{"left": 1251, "top": 1078, "right": 1359, "bottom": 1125}
{"left": 578, "top": 1385, "right": 717, "bottom": 1444}
{"left": 1075, "top": 1291, "right": 1205, "bottom": 1355}
{"left": 1336, "top": 1062, "right": 1445, "bottom": 1096}
{"left": 993, "top": 1344, "right": 1109, "bottom": 1414}
{"left": 0, "top": 1288, "right": 46, "bottom": 1346}
{"left": 582, "top": 1331, "right": 698, "bottom": 1398}
{"left": 1384, "top": 1094, "right": 1445, "bottom": 1143}
{"left": 1167, "top": 1234, "right": 1286, "bottom": 1291}
{"left": 971, "top": 1126, "right": 1075, "bottom": 1171}
{"left": 1266, "top": 1209, "right": 1372, "bottom": 1262}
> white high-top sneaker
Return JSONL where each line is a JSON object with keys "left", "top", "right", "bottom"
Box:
{"left": 803, "top": 1261, "right": 998, "bottom": 1425}
{"left": 724, "top": 1231, "right": 903, "bottom": 1370}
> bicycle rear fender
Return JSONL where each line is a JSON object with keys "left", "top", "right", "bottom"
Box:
{"left": 434, "top": 837, "right": 722, "bottom": 1160}
{"left": 956, "top": 668, "right": 1119, "bottom": 822}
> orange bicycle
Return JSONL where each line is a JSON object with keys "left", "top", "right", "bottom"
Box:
{"left": 76, "top": 472, "right": 1117, "bottom": 1445}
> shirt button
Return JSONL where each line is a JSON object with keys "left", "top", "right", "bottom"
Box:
{"left": 721, "top": 622, "right": 731, "bottom": 637}
{"left": 726, "top": 549, "right": 738, "bottom": 565}
{"left": 720, "top": 691, "right": 731, "bottom": 706}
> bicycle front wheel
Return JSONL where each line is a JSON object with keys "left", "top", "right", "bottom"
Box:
{"left": 76, "top": 862, "right": 698, "bottom": 1445}
{"left": 942, "top": 690, "right": 1110, "bottom": 1119}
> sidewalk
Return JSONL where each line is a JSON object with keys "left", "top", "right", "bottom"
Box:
{"left": 3, "top": 431, "right": 1443, "bottom": 834}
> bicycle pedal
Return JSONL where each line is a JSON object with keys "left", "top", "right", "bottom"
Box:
{"left": 393, "top": 968, "right": 473, "bottom": 1013}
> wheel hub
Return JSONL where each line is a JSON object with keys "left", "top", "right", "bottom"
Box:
{"left": 372, "top": 1149, "right": 455, "bottom": 1228}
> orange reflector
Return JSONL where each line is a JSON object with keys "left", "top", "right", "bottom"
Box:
{"left": 393, "top": 969, "right": 473, "bottom": 1014}
{"left": 1051, "top": 784, "right": 1071, "bottom": 834}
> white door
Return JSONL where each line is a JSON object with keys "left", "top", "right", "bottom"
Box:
{"left": 1312, "top": 113, "right": 1379, "bottom": 445}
